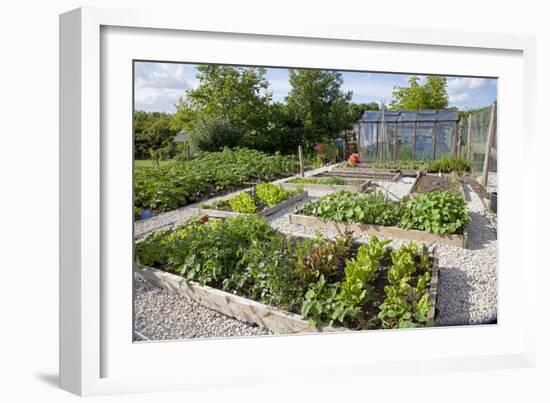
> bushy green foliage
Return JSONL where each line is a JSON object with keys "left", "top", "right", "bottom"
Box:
{"left": 289, "top": 177, "right": 347, "bottom": 185}
{"left": 297, "top": 190, "right": 469, "bottom": 235}
{"left": 296, "top": 191, "right": 401, "bottom": 226}
{"left": 429, "top": 156, "right": 471, "bottom": 173}
{"left": 228, "top": 192, "right": 258, "bottom": 213}
{"left": 389, "top": 76, "right": 448, "bottom": 110}
{"left": 188, "top": 115, "right": 243, "bottom": 152}
{"left": 134, "top": 148, "right": 297, "bottom": 212}
{"left": 399, "top": 191, "right": 470, "bottom": 234}
{"left": 378, "top": 242, "right": 433, "bottom": 328}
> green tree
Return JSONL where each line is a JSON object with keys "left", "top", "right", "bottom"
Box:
{"left": 134, "top": 111, "right": 177, "bottom": 159}
{"left": 348, "top": 102, "right": 380, "bottom": 121}
{"left": 286, "top": 69, "right": 353, "bottom": 147}
{"left": 172, "top": 65, "right": 272, "bottom": 150}
{"left": 389, "top": 76, "right": 449, "bottom": 110}
{"left": 188, "top": 115, "right": 242, "bottom": 152}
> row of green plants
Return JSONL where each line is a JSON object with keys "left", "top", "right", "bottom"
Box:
{"left": 341, "top": 156, "right": 471, "bottom": 173}
{"left": 296, "top": 190, "right": 470, "bottom": 234}
{"left": 134, "top": 148, "right": 297, "bottom": 213}
{"left": 200, "top": 183, "right": 302, "bottom": 214}
{"left": 288, "top": 177, "right": 347, "bottom": 186}
{"left": 135, "top": 215, "right": 434, "bottom": 329}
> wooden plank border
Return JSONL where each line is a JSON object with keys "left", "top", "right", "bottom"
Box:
{"left": 427, "top": 253, "right": 439, "bottom": 322}
{"left": 280, "top": 181, "right": 369, "bottom": 193}
{"left": 198, "top": 191, "right": 307, "bottom": 219}
{"left": 135, "top": 266, "right": 345, "bottom": 334}
{"left": 288, "top": 213, "right": 467, "bottom": 248}
{"left": 136, "top": 253, "right": 440, "bottom": 333}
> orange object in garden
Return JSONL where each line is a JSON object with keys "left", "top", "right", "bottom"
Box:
{"left": 348, "top": 153, "right": 360, "bottom": 165}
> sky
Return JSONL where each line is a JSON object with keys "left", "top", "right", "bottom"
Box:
{"left": 134, "top": 62, "right": 497, "bottom": 113}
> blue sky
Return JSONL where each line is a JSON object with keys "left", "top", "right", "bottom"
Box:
{"left": 134, "top": 62, "right": 497, "bottom": 113}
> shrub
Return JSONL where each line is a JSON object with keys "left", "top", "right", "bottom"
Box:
{"left": 429, "top": 156, "right": 471, "bottom": 173}
{"left": 188, "top": 115, "right": 243, "bottom": 152}
{"left": 399, "top": 191, "right": 470, "bottom": 234}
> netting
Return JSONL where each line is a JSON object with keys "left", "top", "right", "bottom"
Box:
{"left": 459, "top": 105, "right": 497, "bottom": 179}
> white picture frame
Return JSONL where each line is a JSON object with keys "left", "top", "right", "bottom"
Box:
{"left": 60, "top": 6, "right": 537, "bottom": 396}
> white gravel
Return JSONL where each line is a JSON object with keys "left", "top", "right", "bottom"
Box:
{"left": 134, "top": 277, "right": 273, "bottom": 340}
{"left": 134, "top": 173, "right": 497, "bottom": 340}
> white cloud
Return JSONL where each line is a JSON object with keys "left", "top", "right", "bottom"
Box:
{"left": 134, "top": 63, "right": 194, "bottom": 112}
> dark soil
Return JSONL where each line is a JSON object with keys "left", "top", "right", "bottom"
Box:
{"left": 413, "top": 174, "right": 458, "bottom": 194}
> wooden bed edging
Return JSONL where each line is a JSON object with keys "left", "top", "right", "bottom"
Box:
{"left": 198, "top": 191, "right": 307, "bottom": 219}
{"left": 280, "top": 181, "right": 369, "bottom": 193}
{"left": 427, "top": 253, "right": 439, "bottom": 322}
{"left": 288, "top": 214, "right": 467, "bottom": 248}
{"left": 135, "top": 266, "right": 345, "bottom": 334}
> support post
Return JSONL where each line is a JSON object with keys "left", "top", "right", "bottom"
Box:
{"left": 412, "top": 121, "right": 417, "bottom": 160}
{"left": 466, "top": 114, "right": 472, "bottom": 163}
{"left": 393, "top": 123, "right": 398, "bottom": 161}
{"left": 298, "top": 145, "right": 305, "bottom": 177}
{"left": 432, "top": 122, "right": 437, "bottom": 161}
{"left": 480, "top": 102, "right": 496, "bottom": 188}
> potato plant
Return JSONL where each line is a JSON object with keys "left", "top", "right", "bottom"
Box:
{"left": 134, "top": 148, "right": 297, "bottom": 213}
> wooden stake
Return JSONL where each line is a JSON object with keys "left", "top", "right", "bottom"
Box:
{"left": 481, "top": 102, "right": 496, "bottom": 188}
{"left": 466, "top": 115, "right": 472, "bottom": 163}
{"left": 298, "top": 145, "right": 304, "bottom": 177}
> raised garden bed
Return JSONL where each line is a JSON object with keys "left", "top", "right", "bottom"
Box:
{"left": 328, "top": 168, "right": 401, "bottom": 181}
{"left": 292, "top": 190, "right": 470, "bottom": 248}
{"left": 289, "top": 213, "right": 467, "bottom": 248}
{"left": 199, "top": 191, "right": 306, "bottom": 218}
{"left": 135, "top": 215, "right": 439, "bottom": 333}
{"left": 280, "top": 175, "right": 369, "bottom": 193}
{"left": 411, "top": 172, "right": 465, "bottom": 199}
{"left": 198, "top": 183, "right": 306, "bottom": 218}
{"left": 135, "top": 265, "right": 346, "bottom": 333}
{"left": 136, "top": 257, "right": 440, "bottom": 334}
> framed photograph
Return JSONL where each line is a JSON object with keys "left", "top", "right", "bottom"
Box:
{"left": 60, "top": 6, "right": 536, "bottom": 396}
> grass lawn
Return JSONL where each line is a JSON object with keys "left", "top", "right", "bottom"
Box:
{"left": 135, "top": 159, "right": 174, "bottom": 168}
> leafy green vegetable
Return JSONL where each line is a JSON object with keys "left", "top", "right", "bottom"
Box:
{"left": 255, "top": 182, "right": 294, "bottom": 207}
{"left": 378, "top": 242, "right": 433, "bottom": 328}
{"left": 296, "top": 191, "right": 401, "bottom": 226}
{"left": 228, "top": 192, "right": 258, "bottom": 214}
{"left": 399, "top": 191, "right": 470, "bottom": 234}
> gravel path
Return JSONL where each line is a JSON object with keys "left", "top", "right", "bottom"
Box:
{"left": 134, "top": 172, "right": 497, "bottom": 340}
{"left": 134, "top": 277, "right": 273, "bottom": 341}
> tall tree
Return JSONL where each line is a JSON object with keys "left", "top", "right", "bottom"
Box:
{"left": 389, "top": 76, "right": 449, "bottom": 110}
{"left": 285, "top": 69, "right": 353, "bottom": 146}
{"left": 348, "top": 101, "right": 380, "bottom": 121}
{"left": 172, "top": 65, "right": 272, "bottom": 150}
